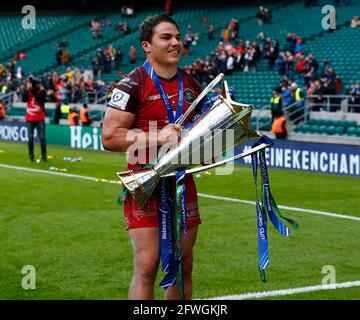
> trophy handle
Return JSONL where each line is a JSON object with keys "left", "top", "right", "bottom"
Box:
{"left": 156, "top": 73, "right": 225, "bottom": 163}
{"left": 162, "top": 139, "right": 272, "bottom": 177}
{"left": 175, "top": 73, "right": 224, "bottom": 126}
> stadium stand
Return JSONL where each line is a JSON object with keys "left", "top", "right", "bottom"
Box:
{"left": 0, "top": 14, "right": 73, "bottom": 54}
{"left": 294, "top": 119, "right": 360, "bottom": 136}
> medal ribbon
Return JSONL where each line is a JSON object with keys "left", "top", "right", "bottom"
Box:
{"left": 143, "top": 60, "right": 186, "bottom": 297}
{"left": 251, "top": 135, "right": 299, "bottom": 281}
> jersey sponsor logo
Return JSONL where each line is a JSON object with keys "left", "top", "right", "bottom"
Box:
{"left": 121, "top": 78, "right": 138, "bottom": 87}
{"left": 184, "top": 88, "right": 195, "bottom": 103}
{"left": 109, "top": 88, "right": 130, "bottom": 110}
{"left": 146, "top": 93, "right": 178, "bottom": 101}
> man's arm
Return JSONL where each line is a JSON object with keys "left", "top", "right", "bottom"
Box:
{"left": 101, "top": 107, "right": 181, "bottom": 152}
{"left": 101, "top": 108, "right": 137, "bottom": 152}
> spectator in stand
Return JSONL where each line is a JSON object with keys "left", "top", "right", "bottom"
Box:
{"left": 320, "top": 58, "right": 331, "bottom": 77}
{"left": 234, "top": 51, "right": 243, "bottom": 71}
{"left": 351, "top": 16, "right": 360, "bottom": 27}
{"left": 114, "top": 49, "right": 123, "bottom": 70}
{"left": 128, "top": 45, "right": 137, "bottom": 64}
{"left": 115, "top": 22, "right": 130, "bottom": 35}
{"left": 102, "top": 19, "right": 112, "bottom": 29}
{"left": 164, "top": 0, "right": 172, "bottom": 15}
{"left": 184, "top": 33, "right": 193, "bottom": 55}
{"left": 284, "top": 51, "right": 295, "bottom": 79}
{"left": 325, "top": 67, "right": 336, "bottom": 84}
{"left": 104, "top": 54, "right": 112, "bottom": 73}
{"left": 290, "top": 82, "right": 305, "bottom": 123}
{"left": 281, "top": 85, "right": 294, "bottom": 107}
{"left": 256, "top": 6, "right": 272, "bottom": 26}
{"left": 348, "top": 81, "right": 360, "bottom": 112}
{"left": 308, "top": 53, "right": 319, "bottom": 73}
{"left": 303, "top": 56, "right": 315, "bottom": 87}
{"left": 257, "top": 32, "right": 266, "bottom": 55}
{"left": 223, "top": 28, "right": 231, "bottom": 42}
{"left": 96, "top": 48, "right": 105, "bottom": 73}
{"left": 208, "top": 25, "right": 215, "bottom": 40}
{"left": 286, "top": 33, "right": 297, "bottom": 53}
{"left": 92, "top": 57, "right": 101, "bottom": 77}
{"left": 295, "top": 54, "right": 306, "bottom": 81}
{"left": 61, "top": 49, "right": 70, "bottom": 65}
{"left": 228, "top": 18, "right": 239, "bottom": 42}
{"left": 294, "top": 37, "right": 304, "bottom": 55}
{"left": 226, "top": 53, "right": 235, "bottom": 75}
{"left": 0, "top": 100, "right": 6, "bottom": 120}
{"left": 334, "top": 75, "right": 343, "bottom": 94}
{"left": 182, "top": 39, "right": 190, "bottom": 56}
{"left": 121, "top": 5, "right": 134, "bottom": 17}
{"left": 277, "top": 52, "right": 286, "bottom": 75}
{"left": 263, "top": 8, "right": 272, "bottom": 23}
{"left": 90, "top": 19, "right": 102, "bottom": 38}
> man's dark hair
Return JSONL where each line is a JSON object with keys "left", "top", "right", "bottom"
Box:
{"left": 139, "top": 15, "right": 180, "bottom": 43}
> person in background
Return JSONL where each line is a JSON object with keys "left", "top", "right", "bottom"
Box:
{"left": 272, "top": 111, "right": 288, "bottom": 139}
{"left": 128, "top": 45, "right": 137, "bottom": 64}
{"left": 53, "top": 101, "right": 62, "bottom": 124}
{"left": 22, "top": 77, "right": 47, "bottom": 162}
{"left": 165, "top": 0, "right": 172, "bottom": 15}
{"left": 80, "top": 103, "right": 91, "bottom": 126}
{"left": 68, "top": 105, "right": 79, "bottom": 126}
{"left": 270, "top": 87, "right": 283, "bottom": 122}
{"left": 0, "top": 100, "right": 6, "bottom": 120}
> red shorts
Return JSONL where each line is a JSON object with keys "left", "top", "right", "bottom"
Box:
{"left": 124, "top": 174, "right": 201, "bottom": 230}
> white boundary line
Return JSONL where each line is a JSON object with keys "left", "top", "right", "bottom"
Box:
{"left": 1, "top": 163, "right": 360, "bottom": 222}
{"left": 0, "top": 163, "right": 97, "bottom": 182}
{"left": 206, "top": 280, "right": 360, "bottom": 300}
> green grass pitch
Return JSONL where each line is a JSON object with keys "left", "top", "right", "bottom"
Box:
{"left": 0, "top": 141, "right": 359, "bottom": 300}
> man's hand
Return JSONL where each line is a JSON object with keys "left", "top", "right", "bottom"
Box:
{"left": 157, "top": 123, "right": 182, "bottom": 146}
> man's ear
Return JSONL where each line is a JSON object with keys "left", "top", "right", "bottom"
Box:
{"left": 141, "top": 41, "right": 151, "bottom": 54}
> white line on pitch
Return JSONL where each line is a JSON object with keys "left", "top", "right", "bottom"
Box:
{"left": 206, "top": 280, "right": 360, "bottom": 300}
{"left": 0, "top": 163, "right": 97, "bottom": 181}
{"left": 1, "top": 163, "right": 359, "bottom": 222}
{"left": 198, "top": 193, "right": 360, "bottom": 222}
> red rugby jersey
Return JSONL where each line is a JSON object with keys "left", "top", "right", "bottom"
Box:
{"left": 108, "top": 66, "right": 203, "bottom": 167}
{"left": 25, "top": 89, "right": 46, "bottom": 122}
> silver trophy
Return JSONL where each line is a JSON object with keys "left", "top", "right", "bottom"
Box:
{"left": 117, "top": 74, "right": 271, "bottom": 208}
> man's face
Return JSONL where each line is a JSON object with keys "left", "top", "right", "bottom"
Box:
{"left": 144, "top": 22, "right": 183, "bottom": 66}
